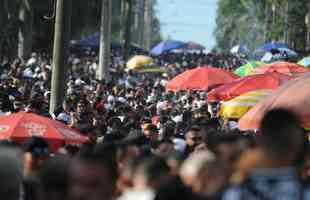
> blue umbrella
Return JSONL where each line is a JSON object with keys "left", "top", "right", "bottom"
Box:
{"left": 256, "top": 42, "right": 289, "bottom": 52}
{"left": 75, "top": 33, "right": 145, "bottom": 51}
{"left": 77, "top": 33, "right": 120, "bottom": 49}
{"left": 150, "top": 40, "right": 187, "bottom": 55}
{"left": 277, "top": 48, "right": 298, "bottom": 58}
{"left": 78, "top": 33, "right": 101, "bottom": 47}
{"left": 261, "top": 48, "right": 298, "bottom": 63}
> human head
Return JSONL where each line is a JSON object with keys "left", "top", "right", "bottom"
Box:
{"left": 38, "top": 156, "right": 72, "bottom": 200}
{"left": 259, "top": 108, "right": 305, "bottom": 165}
{"left": 76, "top": 100, "right": 87, "bottom": 114}
{"left": 143, "top": 124, "right": 159, "bottom": 142}
{"left": 132, "top": 156, "right": 171, "bottom": 190}
{"left": 185, "top": 126, "right": 202, "bottom": 148}
{"left": 180, "top": 151, "right": 225, "bottom": 195}
{"left": 70, "top": 144, "right": 118, "bottom": 200}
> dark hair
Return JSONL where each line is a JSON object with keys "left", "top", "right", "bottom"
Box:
{"left": 39, "top": 156, "right": 71, "bottom": 197}
{"left": 161, "top": 125, "right": 175, "bottom": 140}
{"left": 260, "top": 108, "right": 304, "bottom": 156}
{"left": 23, "top": 137, "right": 49, "bottom": 156}
{"left": 155, "top": 177, "right": 196, "bottom": 200}
{"left": 186, "top": 125, "right": 201, "bottom": 134}
{"left": 77, "top": 142, "right": 118, "bottom": 185}
{"left": 134, "top": 156, "right": 170, "bottom": 189}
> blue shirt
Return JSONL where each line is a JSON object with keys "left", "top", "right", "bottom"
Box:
{"left": 223, "top": 168, "right": 310, "bottom": 200}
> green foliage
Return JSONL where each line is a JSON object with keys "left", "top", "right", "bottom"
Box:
{"left": 215, "top": 0, "right": 310, "bottom": 54}
{"left": 0, "top": 0, "right": 161, "bottom": 55}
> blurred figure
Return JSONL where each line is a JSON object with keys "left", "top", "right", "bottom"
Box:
{"left": 206, "top": 132, "right": 244, "bottom": 177}
{"left": 0, "top": 146, "right": 23, "bottom": 200}
{"left": 70, "top": 145, "right": 118, "bottom": 200}
{"left": 154, "top": 177, "right": 201, "bottom": 200}
{"left": 38, "top": 156, "right": 72, "bottom": 200}
{"left": 180, "top": 151, "right": 226, "bottom": 198}
{"left": 223, "top": 108, "right": 309, "bottom": 200}
{"left": 132, "top": 156, "right": 171, "bottom": 190}
{"left": 23, "top": 137, "right": 50, "bottom": 177}
{"left": 118, "top": 156, "right": 171, "bottom": 200}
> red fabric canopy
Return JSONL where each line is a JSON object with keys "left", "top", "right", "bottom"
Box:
{"left": 166, "top": 66, "right": 238, "bottom": 91}
{"left": 0, "top": 112, "right": 89, "bottom": 152}
{"left": 207, "top": 72, "right": 292, "bottom": 102}
{"left": 238, "top": 72, "right": 310, "bottom": 130}
{"left": 252, "top": 61, "right": 309, "bottom": 76}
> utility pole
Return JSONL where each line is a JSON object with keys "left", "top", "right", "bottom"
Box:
{"left": 123, "top": 0, "right": 133, "bottom": 60}
{"left": 143, "top": 0, "right": 152, "bottom": 50}
{"left": 49, "top": 0, "right": 72, "bottom": 113}
{"left": 98, "top": 0, "right": 111, "bottom": 82}
{"left": 18, "top": 0, "right": 33, "bottom": 59}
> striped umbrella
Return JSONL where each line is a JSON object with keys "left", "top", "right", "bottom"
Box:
{"left": 234, "top": 61, "right": 265, "bottom": 76}
{"left": 220, "top": 90, "right": 272, "bottom": 119}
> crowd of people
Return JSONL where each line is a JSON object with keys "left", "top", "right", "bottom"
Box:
{"left": 0, "top": 48, "right": 308, "bottom": 200}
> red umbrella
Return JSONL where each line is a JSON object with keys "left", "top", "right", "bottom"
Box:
{"left": 208, "top": 72, "right": 292, "bottom": 102}
{"left": 0, "top": 112, "right": 89, "bottom": 151}
{"left": 251, "top": 61, "right": 309, "bottom": 76}
{"left": 238, "top": 72, "right": 310, "bottom": 130}
{"left": 166, "top": 66, "right": 238, "bottom": 91}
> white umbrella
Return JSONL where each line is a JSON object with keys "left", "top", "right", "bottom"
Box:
{"left": 230, "top": 45, "right": 248, "bottom": 55}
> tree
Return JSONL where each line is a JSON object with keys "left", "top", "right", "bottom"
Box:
{"left": 0, "top": 0, "right": 19, "bottom": 60}
{"left": 306, "top": 2, "right": 310, "bottom": 52}
{"left": 50, "top": 0, "right": 72, "bottom": 113}
{"left": 123, "top": 0, "right": 133, "bottom": 59}
{"left": 215, "top": 0, "right": 310, "bottom": 54}
{"left": 98, "top": 0, "right": 112, "bottom": 82}
{"left": 18, "top": 0, "right": 34, "bottom": 59}
{"left": 0, "top": 0, "right": 162, "bottom": 60}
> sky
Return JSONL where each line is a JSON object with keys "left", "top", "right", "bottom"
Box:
{"left": 157, "top": 0, "right": 218, "bottom": 51}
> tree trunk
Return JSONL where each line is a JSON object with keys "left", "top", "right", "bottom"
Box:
{"left": 137, "top": 0, "right": 145, "bottom": 47}
{"left": 123, "top": 0, "right": 133, "bottom": 60}
{"left": 50, "top": 0, "right": 72, "bottom": 113}
{"left": 143, "top": 0, "right": 152, "bottom": 50}
{"left": 0, "top": 1, "right": 7, "bottom": 61}
{"left": 264, "top": 0, "right": 272, "bottom": 42}
{"left": 283, "top": 1, "right": 289, "bottom": 44}
{"left": 0, "top": 1, "right": 6, "bottom": 29}
{"left": 119, "top": 0, "right": 126, "bottom": 42}
{"left": 306, "top": 3, "right": 310, "bottom": 52}
{"left": 132, "top": 0, "right": 139, "bottom": 44}
{"left": 18, "top": 0, "right": 33, "bottom": 59}
{"left": 98, "top": 0, "right": 111, "bottom": 82}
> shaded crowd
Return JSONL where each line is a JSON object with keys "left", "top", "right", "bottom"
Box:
{"left": 0, "top": 50, "right": 308, "bottom": 200}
